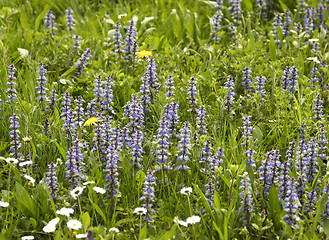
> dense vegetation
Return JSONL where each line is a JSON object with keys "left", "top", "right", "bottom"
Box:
{"left": 1, "top": 0, "right": 329, "bottom": 239}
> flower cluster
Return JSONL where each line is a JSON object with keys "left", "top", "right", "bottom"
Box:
{"left": 212, "top": 2, "right": 223, "bottom": 42}
{"left": 155, "top": 117, "right": 170, "bottom": 166}
{"left": 164, "top": 101, "right": 179, "bottom": 136}
{"left": 65, "top": 8, "right": 75, "bottom": 33}
{"left": 9, "top": 113, "right": 22, "bottom": 160}
{"left": 124, "top": 20, "right": 138, "bottom": 62}
{"left": 230, "top": 0, "right": 242, "bottom": 24}
{"left": 46, "top": 162, "right": 58, "bottom": 200}
{"left": 105, "top": 143, "right": 119, "bottom": 197}
{"left": 273, "top": 13, "right": 282, "bottom": 45}
{"left": 113, "top": 21, "right": 123, "bottom": 56}
{"left": 312, "top": 95, "right": 323, "bottom": 121}
{"left": 124, "top": 95, "right": 144, "bottom": 132}
{"left": 129, "top": 130, "right": 145, "bottom": 169}
{"left": 72, "top": 35, "right": 82, "bottom": 55}
{"left": 310, "top": 67, "right": 319, "bottom": 88}
{"left": 146, "top": 57, "right": 159, "bottom": 101}
{"left": 242, "top": 67, "right": 252, "bottom": 94}
{"left": 306, "top": 138, "right": 318, "bottom": 184}
{"left": 255, "top": 74, "right": 266, "bottom": 102}
{"left": 47, "top": 89, "right": 58, "bottom": 113}
{"left": 239, "top": 172, "right": 253, "bottom": 225}
{"left": 102, "top": 75, "right": 114, "bottom": 112}
{"left": 74, "top": 96, "right": 85, "bottom": 128}
{"left": 43, "top": 11, "right": 57, "bottom": 35}
{"left": 283, "top": 10, "right": 292, "bottom": 36}
{"left": 241, "top": 115, "right": 252, "bottom": 149}
{"left": 75, "top": 48, "right": 91, "bottom": 74}
{"left": 35, "top": 63, "right": 48, "bottom": 105}
{"left": 196, "top": 105, "right": 207, "bottom": 135}
{"left": 140, "top": 169, "right": 156, "bottom": 220}
{"left": 61, "top": 91, "right": 75, "bottom": 138}
{"left": 165, "top": 74, "right": 175, "bottom": 99}
{"left": 304, "top": 8, "right": 315, "bottom": 34}
{"left": 6, "top": 64, "right": 17, "bottom": 104}
{"left": 110, "top": 125, "right": 123, "bottom": 151}
{"left": 139, "top": 71, "right": 151, "bottom": 113}
{"left": 256, "top": 0, "right": 267, "bottom": 20}
{"left": 223, "top": 76, "right": 236, "bottom": 115}
{"left": 175, "top": 122, "right": 191, "bottom": 170}
{"left": 282, "top": 178, "right": 300, "bottom": 228}
{"left": 318, "top": 123, "right": 327, "bottom": 161}
{"left": 187, "top": 77, "right": 198, "bottom": 113}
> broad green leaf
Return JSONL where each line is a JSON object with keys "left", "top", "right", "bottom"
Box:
{"left": 35, "top": 6, "right": 50, "bottom": 31}
{"left": 193, "top": 184, "right": 215, "bottom": 221}
{"left": 312, "top": 194, "right": 328, "bottom": 233}
{"left": 323, "top": 219, "right": 329, "bottom": 236}
{"left": 269, "top": 37, "right": 276, "bottom": 61}
{"left": 55, "top": 141, "right": 66, "bottom": 160}
{"left": 139, "top": 224, "right": 147, "bottom": 240}
{"left": 93, "top": 203, "right": 107, "bottom": 225}
{"left": 159, "top": 225, "right": 177, "bottom": 240}
{"left": 115, "top": 218, "right": 135, "bottom": 227}
{"left": 15, "top": 182, "right": 38, "bottom": 219}
{"left": 81, "top": 212, "right": 91, "bottom": 232}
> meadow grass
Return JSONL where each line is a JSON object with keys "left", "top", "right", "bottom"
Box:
{"left": 0, "top": 0, "right": 329, "bottom": 239}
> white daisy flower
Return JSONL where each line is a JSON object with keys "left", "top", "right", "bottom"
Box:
{"left": 133, "top": 207, "right": 147, "bottom": 215}
{"left": 43, "top": 224, "right": 56, "bottom": 233}
{"left": 76, "top": 234, "right": 88, "bottom": 238}
{"left": 109, "top": 227, "right": 120, "bottom": 233}
{"left": 23, "top": 137, "right": 32, "bottom": 142}
{"left": 83, "top": 181, "right": 95, "bottom": 186}
{"left": 56, "top": 207, "right": 74, "bottom": 217}
{"left": 93, "top": 186, "right": 106, "bottom": 194}
{"left": 173, "top": 217, "right": 188, "bottom": 227}
{"left": 21, "top": 236, "right": 34, "bottom": 240}
{"left": 5, "top": 158, "right": 18, "bottom": 164}
{"left": 70, "top": 186, "right": 84, "bottom": 198}
{"left": 24, "top": 175, "right": 35, "bottom": 184}
{"left": 0, "top": 201, "right": 9, "bottom": 207}
{"left": 19, "top": 161, "right": 33, "bottom": 167}
{"left": 67, "top": 219, "right": 82, "bottom": 230}
{"left": 48, "top": 217, "right": 60, "bottom": 226}
{"left": 180, "top": 187, "right": 192, "bottom": 196}
{"left": 186, "top": 215, "right": 201, "bottom": 225}
{"left": 118, "top": 13, "right": 127, "bottom": 19}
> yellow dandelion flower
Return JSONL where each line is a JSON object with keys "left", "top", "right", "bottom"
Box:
{"left": 84, "top": 117, "right": 100, "bottom": 127}
{"left": 137, "top": 50, "right": 152, "bottom": 58}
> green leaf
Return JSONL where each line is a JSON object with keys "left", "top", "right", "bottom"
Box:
{"left": 137, "top": 170, "right": 146, "bottom": 190}
{"left": 217, "top": 171, "right": 231, "bottom": 189}
{"left": 268, "top": 186, "right": 281, "bottom": 229}
{"left": 323, "top": 219, "right": 329, "bottom": 236}
{"left": 15, "top": 182, "right": 38, "bottom": 219}
{"left": 277, "top": 0, "right": 290, "bottom": 11}
{"left": 269, "top": 37, "right": 276, "bottom": 61}
{"left": 34, "top": 6, "right": 50, "bottom": 31}
{"left": 243, "top": 0, "right": 253, "bottom": 11}
{"left": 81, "top": 212, "right": 91, "bottom": 232}
{"left": 139, "top": 224, "right": 147, "bottom": 240}
{"left": 213, "top": 221, "right": 224, "bottom": 239}
{"left": 55, "top": 141, "right": 66, "bottom": 160}
{"left": 159, "top": 225, "right": 177, "bottom": 240}
{"left": 193, "top": 184, "right": 215, "bottom": 221}
{"left": 214, "top": 191, "right": 221, "bottom": 210}
{"left": 312, "top": 193, "right": 328, "bottom": 233}
{"left": 93, "top": 203, "right": 107, "bottom": 225}
{"left": 30, "top": 218, "right": 37, "bottom": 229}
{"left": 115, "top": 218, "right": 135, "bottom": 227}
